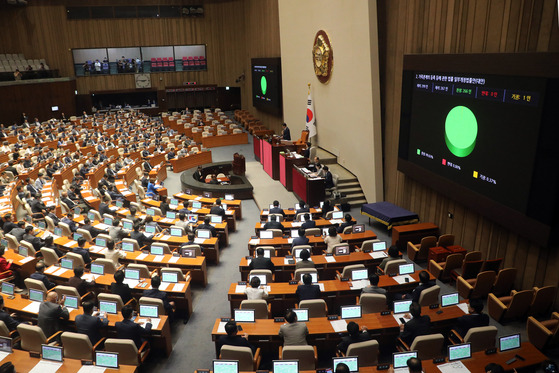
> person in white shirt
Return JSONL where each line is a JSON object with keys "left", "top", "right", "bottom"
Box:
{"left": 0, "top": 142, "right": 10, "bottom": 153}
{"left": 324, "top": 226, "right": 343, "bottom": 253}
{"left": 104, "top": 239, "right": 126, "bottom": 266}
{"left": 244, "top": 276, "right": 268, "bottom": 300}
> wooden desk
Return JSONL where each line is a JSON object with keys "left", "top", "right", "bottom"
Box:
{"left": 201, "top": 132, "right": 248, "bottom": 148}
{"left": 227, "top": 270, "right": 433, "bottom": 316}
{"left": 391, "top": 222, "right": 439, "bottom": 251}
{"left": 428, "top": 245, "right": 467, "bottom": 263}
{"left": 5, "top": 249, "right": 37, "bottom": 278}
{"left": 170, "top": 151, "right": 212, "bottom": 173}
{"left": 4, "top": 293, "right": 172, "bottom": 356}
{"left": 238, "top": 251, "right": 389, "bottom": 282}
{"left": 86, "top": 162, "right": 108, "bottom": 188}
{"left": 292, "top": 167, "right": 325, "bottom": 207}
{"left": 149, "top": 163, "right": 167, "bottom": 183}
{"left": 259, "top": 207, "right": 325, "bottom": 221}
{"left": 253, "top": 217, "right": 357, "bottom": 235}
{"left": 174, "top": 192, "right": 242, "bottom": 219}
{"left": 247, "top": 231, "right": 377, "bottom": 257}
{"left": 116, "top": 159, "right": 141, "bottom": 186}
{"left": 279, "top": 153, "right": 308, "bottom": 191}
{"left": 0, "top": 349, "right": 137, "bottom": 372}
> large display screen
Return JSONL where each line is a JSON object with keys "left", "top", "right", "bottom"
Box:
{"left": 398, "top": 53, "right": 559, "bottom": 247}
{"left": 251, "top": 57, "right": 282, "bottom": 116}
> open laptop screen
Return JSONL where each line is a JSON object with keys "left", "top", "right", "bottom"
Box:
{"left": 162, "top": 272, "right": 178, "bottom": 283}
{"left": 273, "top": 360, "right": 298, "bottom": 373}
{"left": 393, "top": 351, "right": 418, "bottom": 369}
{"left": 29, "top": 289, "right": 44, "bottom": 303}
{"left": 259, "top": 230, "right": 273, "bottom": 239}
{"left": 393, "top": 300, "right": 412, "bottom": 314}
{"left": 499, "top": 334, "right": 521, "bottom": 352}
{"left": 248, "top": 274, "right": 267, "bottom": 285}
{"left": 1, "top": 283, "right": 14, "bottom": 296}
{"left": 233, "top": 309, "right": 255, "bottom": 323}
{"left": 42, "top": 344, "right": 63, "bottom": 362}
{"left": 448, "top": 343, "right": 472, "bottom": 361}
{"left": 292, "top": 308, "right": 309, "bottom": 322}
{"left": 0, "top": 337, "right": 12, "bottom": 353}
{"left": 399, "top": 263, "right": 415, "bottom": 275}
{"left": 333, "top": 357, "right": 358, "bottom": 372}
{"left": 197, "top": 229, "right": 211, "bottom": 239}
{"left": 139, "top": 304, "right": 159, "bottom": 318}
{"left": 372, "top": 241, "right": 387, "bottom": 251}
{"left": 213, "top": 360, "right": 239, "bottom": 373}
{"left": 441, "top": 293, "right": 459, "bottom": 307}
{"left": 125, "top": 268, "right": 140, "bottom": 280}
{"left": 99, "top": 301, "right": 118, "bottom": 315}
{"left": 334, "top": 245, "right": 350, "bottom": 256}
{"left": 340, "top": 305, "right": 362, "bottom": 320}
{"left": 95, "top": 351, "right": 119, "bottom": 369}
{"left": 351, "top": 269, "right": 368, "bottom": 281}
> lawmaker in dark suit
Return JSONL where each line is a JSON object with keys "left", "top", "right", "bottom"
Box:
{"left": 73, "top": 237, "right": 92, "bottom": 265}
{"left": 38, "top": 292, "right": 69, "bottom": 338}
{"left": 296, "top": 200, "right": 310, "bottom": 215}
{"left": 0, "top": 295, "right": 20, "bottom": 331}
{"left": 281, "top": 123, "right": 291, "bottom": 141}
{"left": 337, "top": 214, "right": 355, "bottom": 233}
{"left": 131, "top": 223, "right": 151, "bottom": 249}
{"left": 110, "top": 270, "right": 133, "bottom": 305}
{"left": 249, "top": 247, "right": 275, "bottom": 272}
{"left": 75, "top": 301, "right": 109, "bottom": 344}
{"left": 209, "top": 199, "right": 226, "bottom": 217}
{"left": 196, "top": 216, "right": 217, "bottom": 237}
{"left": 61, "top": 213, "right": 78, "bottom": 232}
{"left": 296, "top": 274, "right": 321, "bottom": 301}
{"left": 399, "top": 302, "right": 431, "bottom": 345}
{"left": 30, "top": 262, "right": 56, "bottom": 290}
{"left": 292, "top": 227, "right": 310, "bottom": 248}
{"left": 217, "top": 321, "right": 256, "bottom": 354}
{"left": 143, "top": 275, "right": 175, "bottom": 314}
{"left": 193, "top": 166, "right": 204, "bottom": 182}
{"left": 337, "top": 321, "right": 372, "bottom": 355}
{"left": 301, "top": 213, "right": 316, "bottom": 230}
{"left": 269, "top": 200, "right": 285, "bottom": 217}
{"left": 403, "top": 271, "right": 436, "bottom": 303}
{"left": 82, "top": 217, "right": 103, "bottom": 238}
{"left": 263, "top": 215, "right": 284, "bottom": 230}
{"left": 98, "top": 197, "right": 112, "bottom": 217}
{"left": 115, "top": 305, "right": 152, "bottom": 348}
{"left": 453, "top": 298, "right": 490, "bottom": 337}
{"left": 67, "top": 267, "right": 93, "bottom": 296}
{"left": 323, "top": 166, "right": 334, "bottom": 189}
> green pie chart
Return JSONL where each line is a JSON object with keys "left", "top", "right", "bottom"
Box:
{"left": 260, "top": 76, "right": 267, "bottom": 96}
{"left": 445, "top": 106, "right": 478, "bottom": 157}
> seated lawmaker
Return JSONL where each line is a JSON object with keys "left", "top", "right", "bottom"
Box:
{"left": 336, "top": 321, "right": 372, "bottom": 355}
{"left": 217, "top": 321, "right": 256, "bottom": 354}
{"left": 115, "top": 305, "right": 151, "bottom": 349}
{"left": 301, "top": 213, "right": 316, "bottom": 229}
{"left": 263, "top": 215, "right": 284, "bottom": 230}
{"left": 336, "top": 214, "right": 355, "bottom": 233}
{"left": 399, "top": 302, "right": 431, "bottom": 345}
{"left": 295, "top": 249, "right": 315, "bottom": 270}
{"left": 292, "top": 227, "right": 310, "bottom": 247}
{"left": 143, "top": 275, "right": 175, "bottom": 315}
{"left": 453, "top": 298, "right": 489, "bottom": 337}
{"left": 249, "top": 247, "right": 275, "bottom": 272}
{"left": 269, "top": 200, "right": 285, "bottom": 217}
{"left": 296, "top": 274, "right": 321, "bottom": 301}
{"left": 402, "top": 270, "right": 435, "bottom": 303}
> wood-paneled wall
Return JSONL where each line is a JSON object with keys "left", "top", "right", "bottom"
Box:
{"left": 0, "top": 0, "right": 281, "bottom": 128}
{"left": 379, "top": 0, "right": 559, "bottom": 296}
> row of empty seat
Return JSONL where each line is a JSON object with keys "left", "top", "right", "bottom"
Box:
{"left": 0, "top": 53, "right": 49, "bottom": 72}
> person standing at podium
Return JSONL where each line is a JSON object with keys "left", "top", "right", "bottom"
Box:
{"left": 280, "top": 123, "right": 291, "bottom": 141}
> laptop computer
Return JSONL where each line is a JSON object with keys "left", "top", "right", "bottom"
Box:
{"left": 211, "top": 215, "right": 223, "bottom": 224}
{"left": 334, "top": 245, "right": 350, "bottom": 256}
{"left": 99, "top": 301, "right": 118, "bottom": 315}
{"left": 441, "top": 292, "right": 460, "bottom": 307}
{"left": 224, "top": 194, "right": 234, "bottom": 201}
{"left": 125, "top": 268, "right": 140, "bottom": 281}
{"left": 398, "top": 263, "right": 415, "bottom": 275}
{"left": 162, "top": 272, "right": 179, "bottom": 283}
{"left": 249, "top": 274, "right": 267, "bottom": 285}
{"left": 188, "top": 214, "right": 198, "bottom": 223}
{"left": 332, "top": 357, "right": 359, "bottom": 372}
{"left": 260, "top": 230, "right": 273, "bottom": 239}
{"left": 146, "top": 208, "right": 155, "bottom": 216}
{"left": 340, "top": 305, "right": 362, "bottom": 320}
{"left": 1, "top": 283, "right": 14, "bottom": 296}
{"left": 145, "top": 225, "right": 157, "bottom": 235}
{"left": 60, "top": 258, "right": 73, "bottom": 270}
{"left": 170, "top": 227, "right": 183, "bottom": 237}
{"left": 233, "top": 309, "right": 255, "bottom": 323}
{"left": 18, "top": 246, "right": 28, "bottom": 258}
{"left": 53, "top": 227, "right": 63, "bottom": 237}
{"left": 292, "top": 308, "right": 309, "bottom": 322}
{"left": 181, "top": 248, "right": 197, "bottom": 258}
{"left": 372, "top": 241, "right": 386, "bottom": 251}
{"left": 352, "top": 224, "right": 365, "bottom": 233}
{"left": 448, "top": 343, "right": 472, "bottom": 361}
{"left": 351, "top": 269, "right": 368, "bottom": 281}
{"left": 95, "top": 237, "right": 107, "bottom": 247}
{"left": 393, "top": 300, "right": 413, "bottom": 314}
{"left": 332, "top": 211, "right": 344, "bottom": 219}
{"left": 91, "top": 263, "right": 104, "bottom": 275}
{"left": 122, "top": 220, "right": 133, "bottom": 230}
{"left": 87, "top": 212, "right": 95, "bottom": 221}
{"left": 64, "top": 295, "right": 79, "bottom": 309}
{"left": 29, "top": 289, "right": 44, "bottom": 302}
{"left": 291, "top": 229, "right": 299, "bottom": 238}
{"left": 203, "top": 192, "right": 212, "bottom": 198}
{"left": 392, "top": 351, "right": 418, "bottom": 369}
{"left": 170, "top": 198, "right": 179, "bottom": 206}
{"left": 150, "top": 245, "right": 164, "bottom": 256}
{"left": 0, "top": 336, "right": 12, "bottom": 353}
{"left": 192, "top": 201, "right": 202, "bottom": 209}
{"left": 213, "top": 360, "right": 239, "bottom": 373}
{"left": 139, "top": 304, "right": 159, "bottom": 318}
{"left": 95, "top": 351, "right": 119, "bottom": 369}
{"left": 103, "top": 217, "right": 113, "bottom": 225}
{"left": 273, "top": 360, "right": 298, "bottom": 373}
{"left": 73, "top": 232, "right": 82, "bottom": 241}
{"left": 122, "top": 241, "right": 135, "bottom": 252}
{"left": 499, "top": 333, "right": 521, "bottom": 352}
{"left": 42, "top": 344, "right": 63, "bottom": 362}
{"left": 197, "top": 229, "right": 211, "bottom": 239}
{"left": 166, "top": 211, "right": 177, "bottom": 219}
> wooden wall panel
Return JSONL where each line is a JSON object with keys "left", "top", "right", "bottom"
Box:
{"left": 379, "top": 0, "right": 559, "bottom": 299}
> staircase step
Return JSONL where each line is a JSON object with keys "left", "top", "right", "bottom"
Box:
{"left": 337, "top": 187, "right": 363, "bottom": 194}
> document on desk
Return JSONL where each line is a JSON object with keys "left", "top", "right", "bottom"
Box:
{"left": 261, "top": 210, "right": 269, "bottom": 215}
{"left": 53, "top": 268, "right": 68, "bottom": 277}
{"left": 77, "top": 365, "right": 106, "bottom": 373}
{"left": 191, "top": 208, "right": 199, "bottom": 213}
{"left": 260, "top": 223, "right": 266, "bottom": 228}
{"left": 29, "top": 360, "right": 63, "bottom": 373}
{"left": 457, "top": 303, "right": 469, "bottom": 314}
{"left": 195, "top": 196, "right": 203, "bottom": 200}
{"left": 324, "top": 256, "right": 336, "bottom": 263}
{"left": 45, "top": 266, "right": 58, "bottom": 274}
{"left": 168, "top": 256, "right": 180, "bottom": 263}
{"left": 194, "top": 238, "right": 206, "bottom": 244}
{"left": 23, "top": 301, "right": 41, "bottom": 314}
{"left": 139, "top": 318, "right": 159, "bottom": 329}
{"left": 19, "top": 256, "right": 34, "bottom": 264}
{"left": 94, "top": 223, "right": 109, "bottom": 230}
{"left": 123, "top": 279, "right": 140, "bottom": 288}
{"left": 393, "top": 314, "right": 409, "bottom": 326}
{"left": 287, "top": 238, "right": 293, "bottom": 244}
{"left": 370, "top": 251, "right": 388, "bottom": 259}
{"left": 89, "top": 245, "right": 104, "bottom": 254}
{"left": 0, "top": 351, "right": 10, "bottom": 363}
{"left": 392, "top": 275, "right": 414, "bottom": 284}
{"left": 235, "top": 285, "right": 247, "bottom": 293}
{"left": 81, "top": 274, "right": 99, "bottom": 282}
{"left": 330, "top": 319, "right": 347, "bottom": 332}
{"left": 350, "top": 280, "right": 370, "bottom": 290}
{"left": 291, "top": 222, "right": 303, "bottom": 227}
{"left": 329, "top": 219, "right": 343, "bottom": 225}
{"left": 226, "top": 211, "right": 234, "bottom": 215}
{"left": 172, "top": 283, "right": 185, "bottom": 292}
{"left": 318, "top": 283, "right": 325, "bottom": 291}
{"left": 153, "top": 255, "right": 165, "bottom": 262}
{"left": 160, "top": 235, "right": 171, "bottom": 240}
{"left": 136, "top": 253, "right": 148, "bottom": 260}
{"left": 217, "top": 321, "right": 227, "bottom": 333}
{"left": 437, "top": 361, "right": 471, "bottom": 373}
{"left": 159, "top": 282, "right": 171, "bottom": 291}
{"left": 249, "top": 239, "right": 260, "bottom": 245}
{"left": 63, "top": 240, "right": 77, "bottom": 248}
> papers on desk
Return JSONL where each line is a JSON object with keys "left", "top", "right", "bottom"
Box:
{"left": 249, "top": 239, "right": 260, "bottom": 245}
{"left": 109, "top": 206, "right": 118, "bottom": 211}
{"left": 330, "top": 319, "right": 347, "bottom": 332}
{"left": 0, "top": 351, "right": 10, "bottom": 363}
{"left": 318, "top": 283, "right": 325, "bottom": 291}
{"left": 123, "top": 279, "right": 140, "bottom": 288}
{"left": 53, "top": 268, "right": 68, "bottom": 277}
{"left": 153, "top": 255, "right": 165, "bottom": 262}
{"left": 246, "top": 259, "right": 252, "bottom": 266}
{"left": 350, "top": 280, "right": 370, "bottom": 290}
{"left": 195, "top": 196, "right": 203, "bottom": 200}
{"left": 89, "top": 245, "right": 105, "bottom": 254}
{"left": 168, "top": 256, "right": 180, "bottom": 263}
{"left": 261, "top": 210, "right": 269, "bottom": 215}
{"left": 393, "top": 368, "right": 410, "bottom": 373}
{"left": 263, "top": 286, "right": 271, "bottom": 293}
{"left": 77, "top": 365, "right": 106, "bottom": 373}
{"left": 139, "top": 318, "right": 159, "bottom": 329}
{"left": 160, "top": 218, "right": 174, "bottom": 224}
{"left": 94, "top": 223, "right": 109, "bottom": 230}
{"left": 437, "top": 361, "right": 471, "bottom": 373}
{"left": 45, "top": 266, "right": 58, "bottom": 274}
{"left": 291, "top": 222, "right": 303, "bottom": 227}
{"left": 84, "top": 196, "right": 97, "bottom": 201}
{"left": 29, "top": 360, "right": 63, "bottom": 373}
{"left": 136, "top": 253, "right": 148, "bottom": 260}
{"left": 283, "top": 258, "right": 292, "bottom": 265}
{"left": 260, "top": 223, "right": 266, "bottom": 228}
{"left": 81, "top": 274, "right": 99, "bottom": 282}
{"left": 160, "top": 235, "right": 171, "bottom": 240}
{"left": 225, "top": 210, "right": 234, "bottom": 215}
{"left": 300, "top": 168, "right": 311, "bottom": 173}
{"left": 23, "top": 301, "right": 41, "bottom": 314}
{"left": 172, "top": 283, "right": 185, "bottom": 292}
{"left": 393, "top": 314, "right": 410, "bottom": 326}
{"left": 329, "top": 219, "right": 343, "bottom": 225}
{"left": 392, "top": 275, "right": 414, "bottom": 284}
{"left": 235, "top": 285, "right": 247, "bottom": 293}
{"left": 19, "top": 256, "right": 34, "bottom": 264}
{"left": 370, "top": 251, "right": 388, "bottom": 259}
{"left": 324, "top": 256, "right": 336, "bottom": 263}
{"left": 63, "top": 240, "right": 77, "bottom": 248}
{"left": 194, "top": 238, "right": 206, "bottom": 244}
{"left": 287, "top": 238, "right": 293, "bottom": 244}
{"left": 217, "top": 321, "right": 227, "bottom": 333}
{"left": 457, "top": 303, "right": 469, "bottom": 314}
{"left": 191, "top": 208, "right": 199, "bottom": 213}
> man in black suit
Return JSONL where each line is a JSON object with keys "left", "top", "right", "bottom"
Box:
{"left": 196, "top": 216, "right": 217, "bottom": 237}
{"left": 296, "top": 200, "right": 310, "bottom": 215}
{"left": 454, "top": 298, "right": 490, "bottom": 337}
{"left": 98, "top": 196, "right": 112, "bottom": 217}
{"left": 110, "top": 270, "right": 133, "bottom": 305}
{"left": 67, "top": 267, "right": 94, "bottom": 296}
{"left": 295, "top": 274, "right": 321, "bottom": 301}
{"left": 292, "top": 227, "right": 310, "bottom": 248}
{"left": 115, "top": 305, "right": 152, "bottom": 348}
{"left": 403, "top": 270, "right": 436, "bottom": 303}
{"left": 142, "top": 159, "right": 152, "bottom": 172}
{"left": 301, "top": 213, "right": 316, "bottom": 230}
{"left": 38, "top": 292, "right": 69, "bottom": 338}
{"left": 72, "top": 237, "right": 92, "bottom": 265}
{"left": 45, "top": 206, "right": 60, "bottom": 225}
{"left": 30, "top": 194, "right": 47, "bottom": 214}
{"left": 193, "top": 165, "right": 204, "bottom": 182}
{"left": 0, "top": 295, "right": 20, "bottom": 331}
{"left": 143, "top": 275, "right": 175, "bottom": 315}
{"left": 336, "top": 321, "right": 372, "bottom": 355}
{"left": 82, "top": 217, "right": 103, "bottom": 238}
{"left": 2, "top": 214, "right": 17, "bottom": 234}
{"left": 249, "top": 247, "right": 275, "bottom": 272}
{"left": 337, "top": 214, "right": 355, "bottom": 233}
{"left": 61, "top": 212, "right": 78, "bottom": 232}
{"left": 399, "top": 302, "right": 431, "bottom": 345}
{"left": 75, "top": 301, "right": 109, "bottom": 344}
{"left": 159, "top": 196, "right": 170, "bottom": 216}
{"left": 4, "top": 161, "right": 18, "bottom": 177}
{"left": 210, "top": 199, "right": 226, "bottom": 217}
{"left": 130, "top": 223, "right": 151, "bottom": 249}
{"left": 263, "top": 215, "right": 284, "bottom": 230}
{"left": 217, "top": 321, "right": 256, "bottom": 354}
{"left": 30, "top": 262, "right": 56, "bottom": 290}
{"left": 60, "top": 192, "right": 77, "bottom": 211}
{"left": 269, "top": 200, "right": 285, "bottom": 218}
{"left": 281, "top": 123, "right": 291, "bottom": 141}
{"left": 324, "top": 166, "right": 334, "bottom": 189}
